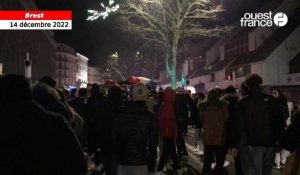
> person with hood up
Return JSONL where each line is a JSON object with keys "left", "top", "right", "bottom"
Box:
{"left": 0, "top": 75, "right": 87, "bottom": 175}
{"left": 199, "top": 88, "right": 229, "bottom": 175}
{"left": 157, "top": 87, "right": 183, "bottom": 175}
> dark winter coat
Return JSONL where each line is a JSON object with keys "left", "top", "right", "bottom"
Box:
{"left": 112, "top": 101, "right": 158, "bottom": 171}
{"left": 68, "top": 97, "right": 89, "bottom": 122}
{"left": 187, "top": 96, "right": 201, "bottom": 128}
{"left": 174, "top": 93, "right": 189, "bottom": 121}
{"left": 279, "top": 109, "right": 300, "bottom": 152}
{"left": 221, "top": 94, "right": 239, "bottom": 147}
{"left": 275, "top": 96, "right": 290, "bottom": 124}
{"left": 85, "top": 92, "right": 106, "bottom": 151}
{"left": 86, "top": 91, "right": 106, "bottom": 120}
{"left": 233, "top": 93, "right": 285, "bottom": 147}
{"left": 0, "top": 101, "right": 87, "bottom": 175}
{"left": 94, "top": 97, "right": 122, "bottom": 153}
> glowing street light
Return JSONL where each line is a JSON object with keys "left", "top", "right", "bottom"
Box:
{"left": 112, "top": 52, "right": 118, "bottom": 58}
{"left": 87, "top": 0, "right": 120, "bottom": 21}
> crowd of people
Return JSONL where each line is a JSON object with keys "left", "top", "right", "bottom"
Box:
{"left": 0, "top": 74, "right": 299, "bottom": 175}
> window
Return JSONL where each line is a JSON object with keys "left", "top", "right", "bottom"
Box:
{"left": 289, "top": 54, "right": 300, "bottom": 74}
{"left": 226, "top": 65, "right": 251, "bottom": 79}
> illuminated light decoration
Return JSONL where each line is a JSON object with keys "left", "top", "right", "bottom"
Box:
{"left": 227, "top": 73, "right": 232, "bottom": 80}
{"left": 87, "top": 0, "right": 120, "bottom": 21}
{"left": 181, "top": 73, "right": 185, "bottom": 88}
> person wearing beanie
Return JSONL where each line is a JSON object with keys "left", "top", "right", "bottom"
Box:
{"left": 112, "top": 83, "right": 158, "bottom": 175}
{"left": 232, "top": 74, "right": 286, "bottom": 175}
{"left": 199, "top": 88, "right": 229, "bottom": 175}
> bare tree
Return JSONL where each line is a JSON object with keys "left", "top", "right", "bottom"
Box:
{"left": 106, "top": 49, "right": 148, "bottom": 80}
{"left": 116, "top": 0, "right": 231, "bottom": 88}
{"left": 106, "top": 52, "right": 127, "bottom": 80}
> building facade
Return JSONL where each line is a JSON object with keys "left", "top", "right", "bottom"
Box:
{"left": 56, "top": 43, "right": 79, "bottom": 87}
{"left": 76, "top": 53, "right": 88, "bottom": 87}
{"left": 0, "top": 0, "right": 57, "bottom": 80}
{"left": 159, "top": 0, "right": 300, "bottom": 102}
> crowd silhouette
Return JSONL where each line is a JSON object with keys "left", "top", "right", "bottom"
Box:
{"left": 0, "top": 74, "right": 299, "bottom": 175}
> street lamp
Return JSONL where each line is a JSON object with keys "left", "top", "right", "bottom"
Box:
{"left": 24, "top": 52, "right": 31, "bottom": 80}
{"left": 112, "top": 52, "right": 118, "bottom": 58}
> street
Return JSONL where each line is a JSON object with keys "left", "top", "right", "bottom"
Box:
{"left": 87, "top": 127, "right": 285, "bottom": 175}
{"left": 184, "top": 128, "right": 285, "bottom": 175}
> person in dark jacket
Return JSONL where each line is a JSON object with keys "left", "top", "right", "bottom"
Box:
{"left": 279, "top": 109, "right": 300, "bottom": 154}
{"left": 279, "top": 110, "right": 300, "bottom": 175}
{"left": 187, "top": 92, "right": 201, "bottom": 152}
{"left": 174, "top": 90, "right": 189, "bottom": 157}
{"left": 232, "top": 74, "right": 286, "bottom": 175}
{"left": 154, "top": 90, "right": 164, "bottom": 115}
{"left": 272, "top": 88, "right": 290, "bottom": 168}
{"left": 221, "top": 85, "right": 243, "bottom": 175}
{"left": 87, "top": 83, "right": 105, "bottom": 122}
{"left": 0, "top": 75, "right": 87, "bottom": 175}
{"left": 112, "top": 83, "right": 158, "bottom": 175}
{"left": 85, "top": 84, "right": 107, "bottom": 169}
{"left": 86, "top": 83, "right": 106, "bottom": 152}
{"left": 98, "top": 86, "right": 123, "bottom": 175}
{"left": 68, "top": 88, "right": 89, "bottom": 122}
{"left": 200, "top": 88, "right": 229, "bottom": 175}
{"left": 272, "top": 88, "right": 289, "bottom": 124}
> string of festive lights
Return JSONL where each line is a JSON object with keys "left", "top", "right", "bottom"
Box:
{"left": 87, "top": 0, "right": 119, "bottom": 20}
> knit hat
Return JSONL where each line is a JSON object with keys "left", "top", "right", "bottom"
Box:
{"left": 131, "top": 83, "right": 149, "bottom": 101}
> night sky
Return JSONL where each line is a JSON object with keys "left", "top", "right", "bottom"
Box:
{"left": 34, "top": 0, "right": 273, "bottom": 66}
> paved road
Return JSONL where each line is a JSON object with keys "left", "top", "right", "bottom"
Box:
{"left": 185, "top": 128, "right": 284, "bottom": 175}
{"left": 87, "top": 128, "right": 284, "bottom": 175}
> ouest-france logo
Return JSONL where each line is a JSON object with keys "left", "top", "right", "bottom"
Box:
{"left": 240, "top": 11, "right": 288, "bottom": 27}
